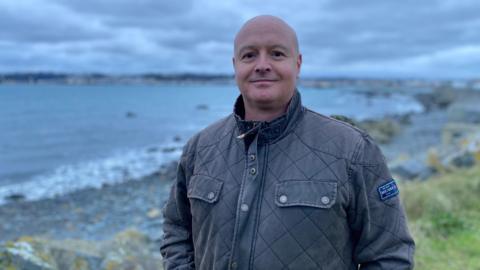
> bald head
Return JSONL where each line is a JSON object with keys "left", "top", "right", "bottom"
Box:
{"left": 232, "top": 15, "right": 302, "bottom": 121}
{"left": 234, "top": 15, "right": 300, "bottom": 55}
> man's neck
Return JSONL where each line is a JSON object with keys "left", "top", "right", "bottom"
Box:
{"left": 244, "top": 104, "right": 287, "bottom": 122}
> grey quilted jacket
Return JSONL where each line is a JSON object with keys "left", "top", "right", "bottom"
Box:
{"left": 161, "top": 90, "right": 415, "bottom": 269}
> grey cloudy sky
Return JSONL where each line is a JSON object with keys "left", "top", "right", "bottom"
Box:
{"left": 1, "top": 0, "right": 479, "bottom": 78}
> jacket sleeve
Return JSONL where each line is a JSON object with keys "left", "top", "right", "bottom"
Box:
{"left": 160, "top": 152, "right": 195, "bottom": 270}
{"left": 348, "top": 134, "right": 415, "bottom": 269}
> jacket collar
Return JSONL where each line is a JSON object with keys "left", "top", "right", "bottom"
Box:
{"left": 233, "top": 89, "right": 304, "bottom": 144}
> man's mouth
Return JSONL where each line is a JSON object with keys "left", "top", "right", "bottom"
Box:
{"left": 250, "top": 79, "right": 278, "bottom": 83}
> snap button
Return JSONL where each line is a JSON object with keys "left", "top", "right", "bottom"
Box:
{"left": 249, "top": 154, "right": 256, "bottom": 161}
{"left": 249, "top": 168, "right": 257, "bottom": 175}
{"left": 321, "top": 196, "right": 330, "bottom": 205}
{"left": 207, "top": 192, "right": 215, "bottom": 200}
{"left": 240, "top": 204, "right": 249, "bottom": 212}
{"left": 279, "top": 195, "right": 288, "bottom": 204}
{"left": 231, "top": 261, "right": 238, "bottom": 269}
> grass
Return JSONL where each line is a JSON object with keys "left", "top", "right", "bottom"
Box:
{"left": 400, "top": 165, "right": 480, "bottom": 269}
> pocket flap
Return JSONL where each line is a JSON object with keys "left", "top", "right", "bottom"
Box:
{"left": 275, "top": 180, "right": 337, "bottom": 208}
{"left": 187, "top": 175, "right": 223, "bottom": 203}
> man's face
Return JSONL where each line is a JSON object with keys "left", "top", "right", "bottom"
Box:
{"left": 233, "top": 18, "right": 302, "bottom": 114}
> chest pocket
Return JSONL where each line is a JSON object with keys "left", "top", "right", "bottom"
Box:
{"left": 275, "top": 180, "right": 337, "bottom": 209}
{"left": 187, "top": 175, "right": 223, "bottom": 203}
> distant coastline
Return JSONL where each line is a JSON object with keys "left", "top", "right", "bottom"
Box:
{"left": 1, "top": 72, "right": 480, "bottom": 89}
{"left": 0, "top": 72, "right": 235, "bottom": 86}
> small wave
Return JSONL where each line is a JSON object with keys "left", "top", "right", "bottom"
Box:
{"left": 0, "top": 143, "right": 182, "bottom": 205}
{"left": 356, "top": 93, "right": 425, "bottom": 120}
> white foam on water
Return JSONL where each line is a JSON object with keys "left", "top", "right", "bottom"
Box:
{"left": 302, "top": 88, "right": 425, "bottom": 121}
{"left": 357, "top": 93, "right": 425, "bottom": 120}
{"left": 0, "top": 143, "right": 183, "bottom": 205}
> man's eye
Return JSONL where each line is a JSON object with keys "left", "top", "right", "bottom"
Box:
{"left": 241, "top": 52, "right": 255, "bottom": 60}
{"left": 272, "top": 51, "right": 286, "bottom": 58}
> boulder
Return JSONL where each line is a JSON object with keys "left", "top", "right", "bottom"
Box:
{"left": 195, "top": 104, "right": 209, "bottom": 110}
{"left": 442, "top": 123, "right": 472, "bottom": 146}
{"left": 425, "top": 129, "right": 480, "bottom": 173}
{"left": 330, "top": 114, "right": 404, "bottom": 145}
{"left": 101, "top": 230, "right": 163, "bottom": 270}
{"left": 161, "top": 147, "right": 178, "bottom": 153}
{"left": 388, "top": 98, "right": 480, "bottom": 180}
{"left": 4, "top": 193, "right": 26, "bottom": 203}
{"left": 447, "top": 101, "right": 480, "bottom": 124}
{"left": 125, "top": 111, "right": 137, "bottom": 118}
{"left": 329, "top": 115, "right": 358, "bottom": 127}
{"left": 451, "top": 152, "right": 476, "bottom": 168}
{"left": 358, "top": 118, "right": 402, "bottom": 144}
{"left": 159, "top": 161, "right": 179, "bottom": 181}
{"left": 414, "top": 86, "right": 457, "bottom": 112}
{"left": 390, "top": 158, "right": 434, "bottom": 180}
{"left": 0, "top": 230, "right": 163, "bottom": 270}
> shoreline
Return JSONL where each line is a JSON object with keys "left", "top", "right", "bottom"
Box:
{"left": 2, "top": 86, "right": 480, "bottom": 246}
{"left": 0, "top": 161, "right": 177, "bottom": 246}
{"left": 0, "top": 109, "right": 439, "bottom": 245}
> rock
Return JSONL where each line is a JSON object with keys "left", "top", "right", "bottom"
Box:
{"left": 101, "top": 183, "right": 111, "bottom": 188}
{"left": 414, "top": 86, "right": 457, "bottom": 112}
{"left": 330, "top": 115, "right": 357, "bottom": 127}
{"left": 160, "top": 161, "right": 178, "bottom": 181}
{"left": 0, "top": 230, "right": 163, "bottom": 270}
{"left": 0, "top": 236, "right": 102, "bottom": 270}
{"left": 357, "top": 89, "right": 392, "bottom": 99}
{"left": 425, "top": 148, "right": 449, "bottom": 174}
{"left": 101, "top": 230, "right": 163, "bottom": 270}
{"left": 442, "top": 123, "right": 480, "bottom": 146}
{"left": 5, "top": 193, "right": 26, "bottom": 203}
{"left": 162, "top": 147, "right": 177, "bottom": 153}
{"left": 196, "top": 104, "right": 209, "bottom": 110}
{"left": 390, "top": 158, "right": 434, "bottom": 180}
{"left": 0, "top": 237, "right": 55, "bottom": 270}
{"left": 125, "top": 111, "right": 137, "bottom": 118}
{"left": 451, "top": 152, "right": 476, "bottom": 168}
{"left": 358, "top": 118, "right": 402, "bottom": 144}
{"left": 147, "top": 147, "right": 159, "bottom": 153}
{"left": 447, "top": 101, "right": 480, "bottom": 124}
{"left": 394, "top": 113, "right": 412, "bottom": 125}
{"left": 331, "top": 115, "right": 405, "bottom": 145}
{"left": 147, "top": 208, "right": 161, "bottom": 219}
{"left": 425, "top": 129, "right": 480, "bottom": 172}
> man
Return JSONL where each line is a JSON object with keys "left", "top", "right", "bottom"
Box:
{"left": 161, "top": 15, "right": 415, "bottom": 269}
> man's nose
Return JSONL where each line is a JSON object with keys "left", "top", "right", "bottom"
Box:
{"left": 254, "top": 54, "right": 271, "bottom": 73}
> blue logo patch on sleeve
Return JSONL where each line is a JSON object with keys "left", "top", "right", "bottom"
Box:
{"left": 377, "top": 180, "right": 399, "bottom": 201}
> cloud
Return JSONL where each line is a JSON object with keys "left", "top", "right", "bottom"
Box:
{"left": 291, "top": 0, "right": 480, "bottom": 78}
{"left": 0, "top": 1, "right": 110, "bottom": 43}
{"left": 0, "top": 0, "right": 479, "bottom": 78}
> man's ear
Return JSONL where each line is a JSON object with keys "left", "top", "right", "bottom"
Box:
{"left": 296, "top": 53, "right": 302, "bottom": 75}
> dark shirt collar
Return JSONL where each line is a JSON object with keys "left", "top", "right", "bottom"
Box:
{"left": 233, "top": 89, "right": 304, "bottom": 144}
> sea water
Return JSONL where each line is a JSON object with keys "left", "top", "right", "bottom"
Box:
{"left": 0, "top": 84, "right": 423, "bottom": 204}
